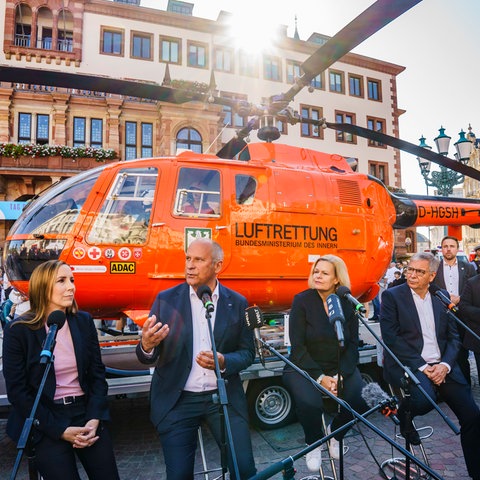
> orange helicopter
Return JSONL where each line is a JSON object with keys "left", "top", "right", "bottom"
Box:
{"left": 2, "top": 0, "right": 480, "bottom": 328}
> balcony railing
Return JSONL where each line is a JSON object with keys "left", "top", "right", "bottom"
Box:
{"left": 14, "top": 34, "right": 31, "bottom": 47}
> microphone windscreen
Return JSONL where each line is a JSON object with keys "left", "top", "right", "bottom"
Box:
{"left": 245, "top": 305, "right": 264, "bottom": 330}
{"left": 47, "top": 310, "right": 66, "bottom": 329}
{"left": 197, "top": 284, "right": 212, "bottom": 300}
{"left": 361, "top": 382, "right": 389, "bottom": 408}
{"left": 336, "top": 285, "right": 351, "bottom": 297}
{"left": 428, "top": 283, "right": 441, "bottom": 295}
{"left": 326, "top": 294, "right": 345, "bottom": 324}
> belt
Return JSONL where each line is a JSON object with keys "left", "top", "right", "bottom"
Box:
{"left": 53, "top": 395, "right": 85, "bottom": 405}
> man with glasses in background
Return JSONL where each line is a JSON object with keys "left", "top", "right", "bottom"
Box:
{"left": 380, "top": 252, "right": 480, "bottom": 480}
{"left": 432, "top": 236, "right": 475, "bottom": 385}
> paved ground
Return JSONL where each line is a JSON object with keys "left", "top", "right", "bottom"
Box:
{"left": 1, "top": 368, "right": 479, "bottom": 480}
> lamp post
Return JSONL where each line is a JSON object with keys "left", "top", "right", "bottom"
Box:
{"left": 416, "top": 126, "right": 473, "bottom": 197}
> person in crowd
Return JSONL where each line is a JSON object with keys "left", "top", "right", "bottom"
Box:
{"left": 384, "top": 261, "right": 399, "bottom": 285}
{"left": 470, "top": 245, "right": 480, "bottom": 275}
{"left": 432, "top": 236, "right": 475, "bottom": 384}
{"left": 381, "top": 252, "right": 480, "bottom": 480}
{"left": 388, "top": 270, "right": 405, "bottom": 289}
{"left": 3, "top": 260, "right": 119, "bottom": 480}
{"left": 459, "top": 275, "right": 480, "bottom": 385}
{"left": 9, "top": 288, "right": 30, "bottom": 320}
{"left": 136, "top": 238, "right": 256, "bottom": 480}
{"left": 282, "top": 254, "right": 368, "bottom": 472}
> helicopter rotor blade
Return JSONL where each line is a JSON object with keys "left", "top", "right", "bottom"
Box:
{"left": 280, "top": 0, "right": 422, "bottom": 106}
{"left": 326, "top": 122, "right": 480, "bottom": 182}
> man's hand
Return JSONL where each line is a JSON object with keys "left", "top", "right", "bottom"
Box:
{"left": 424, "top": 364, "right": 448, "bottom": 385}
{"left": 319, "top": 375, "right": 338, "bottom": 397}
{"left": 140, "top": 315, "right": 169, "bottom": 353}
{"left": 196, "top": 350, "right": 225, "bottom": 370}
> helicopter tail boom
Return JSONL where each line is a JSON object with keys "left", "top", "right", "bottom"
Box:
{"left": 391, "top": 193, "right": 480, "bottom": 229}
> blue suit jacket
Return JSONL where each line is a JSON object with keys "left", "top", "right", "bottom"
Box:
{"left": 136, "top": 282, "right": 255, "bottom": 429}
{"left": 3, "top": 311, "right": 110, "bottom": 443}
{"left": 380, "top": 282, "right": 463, "bottom": 387}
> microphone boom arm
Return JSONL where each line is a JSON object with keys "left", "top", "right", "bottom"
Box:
{"left": 248, "top": 336, "right": 444, "bottom": 480}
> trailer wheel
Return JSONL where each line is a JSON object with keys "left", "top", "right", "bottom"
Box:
{"left": 247, "top": 378, "right": 296, "bottom": 430}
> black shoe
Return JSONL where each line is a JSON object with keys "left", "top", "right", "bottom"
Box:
{"left": 399, "top": 419, "right": 421, "bottom": 445}
{"left": 398, "top": 407, "right": 421, "bottom": 446}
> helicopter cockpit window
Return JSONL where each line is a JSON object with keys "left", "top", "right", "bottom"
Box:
{"left": 235, "top": 175, "right": 257, "bottom": 205}
{"left": 87, "top": 167, "right": 158, "bottom": 244}
{"left": 174, "top": 168, "right": 220, "bottom": 217}
{"left": 9, "top": 170, "right": 100, "bottom": 236}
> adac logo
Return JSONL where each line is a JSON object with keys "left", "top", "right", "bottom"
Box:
{"left": 73, "top": 247, "right": 86, "bottom": 260}
{"left": 110, "top": 262, "right": 136, "bottom": 274}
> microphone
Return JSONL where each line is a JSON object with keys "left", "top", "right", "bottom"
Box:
{"left": 336, "top": 285, "right": 367, "bottom": 314}
{"left": 326, "top": 294, "right": 345, "bottom": 348}
{"left": 197, "top": 285, "right": 215, "bottom": 313}
{"left": 429, "top": 284, "right": 459, "bottom": 314}
{"left": 245, "top": 305, "right": 265, "bottom": 367}
{"left": 361, "top": 382, "right": 400, "bottom": 425}
{"left": 40, "top": 310, "right": 66, "bottom": 364}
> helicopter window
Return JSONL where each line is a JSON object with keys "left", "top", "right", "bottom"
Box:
{"left": 235, "top": 175, "right": 257, "bottom": 205}
{"left": 174, "top": 168, "right": 220, "bottom": 217}
{"left": 9, "top": 172, "right": 99, "bottom": 236}
{"left": 87, "top": 167, "right": 157, "bottom": 244}
{"left": 176, "top": 127, "right": 202, "bottom": 153}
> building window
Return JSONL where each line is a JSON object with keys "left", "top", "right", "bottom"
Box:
{"left": 329, "top": 70, "right": 344, "bottom": 93}
{"left": 141, "top": 123, "right": 153, "bottom": 157}
{"left": 176, "top": 127, "right": 202, "bottom": 153}
{"left": 239, "top": 51, "right": 258, "bottom": 77}
{"left": 73, "top": 117, "right": 86, "bottom": 147}
{"left": 167, "top": 0, "right": 193, "bottom": 15}
{"left": 367, "top": 116, "right": 386, "bottom": 148}
{"left": 310, "top": 73, "right": 324, "bottom": 90}
{"left": 36, "top": 114, "right": 49, "bottom": 145}
{"left": 221, "top": 92, "right": 247, "bottom": 128}
{"left": 286, "top": 61, "right": 302, "bottom": 84}
{"left": 18, "top": 113, "right": 32, "bottom": 144}
{"left": 160, "top": 36, "right": 181, "bottom": 64}
{"left": 131, "top": 31, "right": 152, "bottom": 60}
{"left": 125, "top": 121, "right": 137, "bottom": 160}
{"left": 187, "top": 41, "right": 207, "bottom": 68}
{"left": 91, "top": 119, "right": 103, "bottom": 148}
{"left": 301, "top": 105, "right": 323, "bottom": 139}
{"left": 101, "top": 27, "right": 124, "bottom": 56}
{"left": 277, "top": 119, "right": 287, "bottom": 135}
{"left": 348, "top": 74, "right": 363, "bottom": 97}
{"left": 214, "top": 47, "right": 233, "bottom": 73}
{"left": 369, "top": 161, "right": 389, "bottom": 184}
{"left": 367, "top": 78, "right": 382, "bottom": 101}
{"left": 264, "top": 55, "right": 281, "bottom": 81}
{"left": 335, "top": 111, "right": 356, "bottom": 143}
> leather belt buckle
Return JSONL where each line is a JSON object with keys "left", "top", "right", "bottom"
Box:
{"left": 63, "top": 396, "right": 75, "bottom": 405}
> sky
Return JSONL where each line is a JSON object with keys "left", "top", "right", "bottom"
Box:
{"left": 141, "top": 0, "right": 480, "bottom": 195}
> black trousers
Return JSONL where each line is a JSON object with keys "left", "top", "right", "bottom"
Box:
{"left": 283, "top": 367, "right": 368, "bottom": 445}
{"left": 157, "top": 390, "right": 256, "bottom": 480}
{"left": 399, "top": 370, "right": 480, "bottom": 479}
{"left": 33, "top": 402, "right": 119, "bottom": 480}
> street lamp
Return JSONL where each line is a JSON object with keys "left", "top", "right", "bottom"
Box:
{"left": 416, "top": 126, "right": 473, "bottom": 197}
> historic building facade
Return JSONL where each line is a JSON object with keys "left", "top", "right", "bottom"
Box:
{"left": 0, "top": 0, "right": 408, "bottom": 249}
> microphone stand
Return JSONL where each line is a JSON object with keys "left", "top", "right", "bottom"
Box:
{"left": 204, "top": 308, "right": 240, "bottom": 480}
{"left": 442, "top": 307, "right": 480, "bottom": 344}
{"left": 335, "top": 327, "right": 345, "bottom": 480}
{"left": 249, "top": 339, "right": 443, "bottom": 480}
{"left": 10, "top": 356, "right": 53, "bottom": 479}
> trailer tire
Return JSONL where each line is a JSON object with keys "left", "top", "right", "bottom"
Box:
{"left": 247, "top": 378, "right": 296, "bottom": 430}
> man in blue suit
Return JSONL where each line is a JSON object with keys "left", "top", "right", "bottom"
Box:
{"left": 381, "top": 252, "right": 480, "bottom": 480}
{"left": 136, "top": 238, "right": 256, "bottom": 480}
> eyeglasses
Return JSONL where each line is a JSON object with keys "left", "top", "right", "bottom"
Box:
{"left": 405, "top": 267, "right": 429, "bottom": 277}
